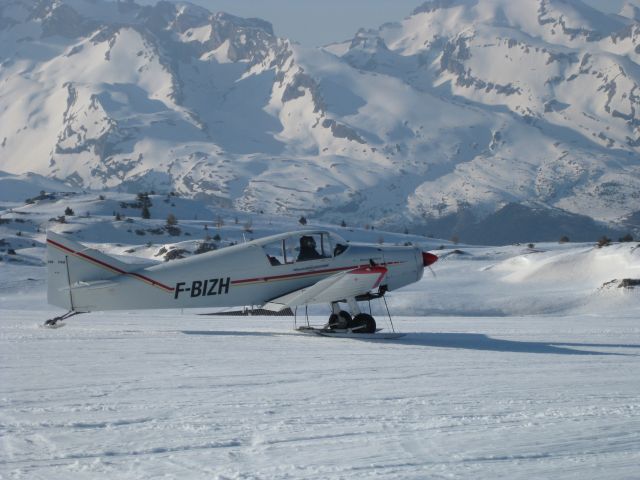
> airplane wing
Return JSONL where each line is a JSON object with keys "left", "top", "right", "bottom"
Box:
{"left": 262, "top": 266, "right": 387, "bottom": 312}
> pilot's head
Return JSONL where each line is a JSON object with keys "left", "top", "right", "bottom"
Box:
{"left": 300, "top": 236, "right": 316, "bottom": 249}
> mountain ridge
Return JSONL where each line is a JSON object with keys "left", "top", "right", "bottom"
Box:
{"left": 1, "top": 0, "right": 639, "bottom": 242}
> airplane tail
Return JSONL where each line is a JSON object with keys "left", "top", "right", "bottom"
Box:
{"left": 46, "top": 231, "right": 135, "bottom": 311}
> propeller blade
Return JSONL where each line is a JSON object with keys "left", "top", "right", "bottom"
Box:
{"left": 428, "top": 266, "right": 437, "bottom": 278}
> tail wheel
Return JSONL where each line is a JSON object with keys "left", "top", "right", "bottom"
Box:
{"left": 328, "top": 311, "right": 352, "bottom": 329}
{"left": 350, "top": 313, "right": 376, "bottom": 334}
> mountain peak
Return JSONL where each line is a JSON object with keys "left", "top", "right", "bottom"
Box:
{"left": 412, "top": 0, "right": 472, "bottom": 15}
{"left": 620, "top": 1, "right": 640, "bottom": 21}
{"left": 408, "top": 0, "right": 625, "bottom": 41}
{"left": 1, "top": 0, "right": 639, "bottom": 239}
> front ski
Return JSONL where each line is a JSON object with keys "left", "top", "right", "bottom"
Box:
{"left": 296, "top": 326, "right": 405, "bottom": 340}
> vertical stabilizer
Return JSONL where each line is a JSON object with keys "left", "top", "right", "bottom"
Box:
{"left": 47, "top": 231, "right": 74, "bottom": 310}
{"left": 46, "top": 231, "right": 134, "bottom": 311}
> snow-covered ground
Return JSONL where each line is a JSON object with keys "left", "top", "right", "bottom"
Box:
{"left": 2, "top": 305, "right": 640, "bottom": 478}
{"left": 1, "top": 190, "right": 640, "bottom": 478}
{"left": 0, "top": 186, "right": 640, "bottom": 480}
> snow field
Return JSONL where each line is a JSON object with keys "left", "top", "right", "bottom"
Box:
{"left": 1, "top": 189, "right": 640, "bottom": 479}
{"left": 1, "top": 311, "right": 640, "bottom": 479}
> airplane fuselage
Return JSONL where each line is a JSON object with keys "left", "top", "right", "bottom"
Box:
{"left": 47, "top": 230, "right": 431, "bottom": 312}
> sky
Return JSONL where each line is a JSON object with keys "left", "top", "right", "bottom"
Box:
{"left": 147, "top": 0, "right": 627, "bottom": 46}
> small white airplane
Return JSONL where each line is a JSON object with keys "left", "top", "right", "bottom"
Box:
{"left": 45, "top": 229, "right": 437, "bottom": 335}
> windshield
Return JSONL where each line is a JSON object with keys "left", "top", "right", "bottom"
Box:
{"left": 262, "top": 232, "right": 345, "bottom": 265}
{"left": 328, "top": 232, "right": 348, "bottom": 256}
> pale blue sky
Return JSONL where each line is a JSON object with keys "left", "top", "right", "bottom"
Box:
{"left": 154, "top": 1, "right": 627, "bottom": 46}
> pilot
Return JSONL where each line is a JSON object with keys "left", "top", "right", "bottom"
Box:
{"left": 297, "top": 235, "right": 323, "bottom": 261}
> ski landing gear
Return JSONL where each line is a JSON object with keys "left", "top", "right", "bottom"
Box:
{"left": 42, "top": 310, "right": 83, "bottom": 328}
{"left": 296, "top": 297, "right": 404, "bottom": 339}
{"left": 326, "top": 299, "right": 376, "bottom": 333}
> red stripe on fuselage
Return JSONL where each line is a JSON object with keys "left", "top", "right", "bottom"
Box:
{"left": 47, "top": 238, "right": 174, "bottom": 292}
{"left": 349, "top": 266, "right": 388, "bottom": 288}
{"left": 231, "top": 262, "right": 400, "bottom": 285}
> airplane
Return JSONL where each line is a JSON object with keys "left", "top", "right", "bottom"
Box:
{"left": 45, "top": 229, "right": 438, "bottom": 336}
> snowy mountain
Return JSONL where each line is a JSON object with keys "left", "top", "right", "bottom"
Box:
{"left": 1, "top": 0, "right": 640, "bottom": 243}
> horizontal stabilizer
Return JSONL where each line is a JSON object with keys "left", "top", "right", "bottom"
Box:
{"left": 61, "top": 280, "right": 120, "bottom": 292}
{"left": 47, "top": 231, "right": 141, "bottom": 276}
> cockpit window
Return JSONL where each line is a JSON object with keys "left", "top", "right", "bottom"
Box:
{"left": 262, "top": 233, "right": 336, "bottom": 266}
{"left": 262, "top": 240, "right": 286, "bottom": 265}
{"left": 333, "top": 243, "right": 348, "bottom": 256}
{"left": 287, "top": 233, "right": 332, "bottom": 262}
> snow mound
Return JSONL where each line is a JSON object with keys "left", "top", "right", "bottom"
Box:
{"left": 495, "top": 244, "right": 640, "bottom": 288}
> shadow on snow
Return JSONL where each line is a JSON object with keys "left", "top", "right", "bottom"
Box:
{"left": 181, "top": 330, "right": 296, "bottom": 337}
{"left": 181, "top": 330, "right": 637, "bottom": 355}
{"left": 394, "top": 333, "right": 634, "bottom": 355}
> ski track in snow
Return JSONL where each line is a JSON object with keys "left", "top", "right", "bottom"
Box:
{"left": 2, "top": 309, "right": 640, "bottom": 479}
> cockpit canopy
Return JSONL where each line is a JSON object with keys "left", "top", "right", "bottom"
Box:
{"left": 259, "top": 231, "right": 348, "bottom": 266}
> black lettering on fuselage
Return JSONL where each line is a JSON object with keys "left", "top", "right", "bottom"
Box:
{"left": 174, "top": 277, "right": 231, "bottom": 299}
{"left": 191, "top": 280, "right": 203, "bottom": 297}
{"left": 174, "top": 282, "right": 186, "bottom": 299}
{"left": 218, "top": 277, "right": 230, "bottom": 295}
